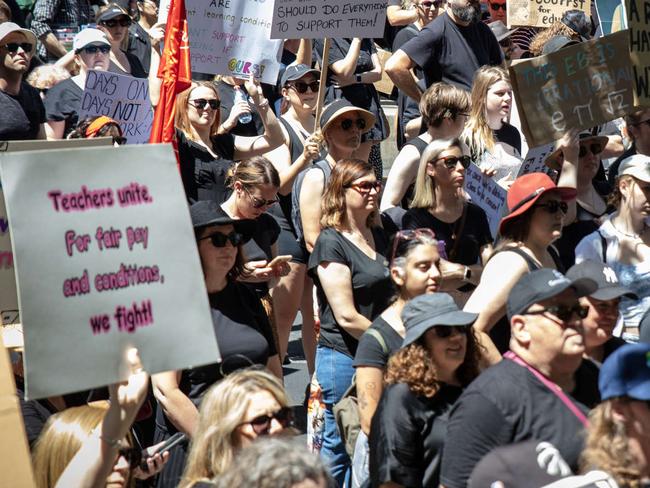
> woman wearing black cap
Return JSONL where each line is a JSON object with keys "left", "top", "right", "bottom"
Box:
{"left": 96, "top": 3, "right": 146, "bottom": 78}
{"left": 369, "top": 293, "right": 481, "bottom": 488}
{"left": 151, "top": 201, "right": 280, "bottom": 488}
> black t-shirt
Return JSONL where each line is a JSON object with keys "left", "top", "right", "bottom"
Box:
{"left": 494, "top": 122, "right": 522, "bottom": 155}
{"left": 370, "top": 382, "right": 462, "bottom": 488}
{"left": 402, "top": 203, "right": 492, "bottom": 265}
{"left": 0, "top": 82, "right": 46, "bottom": 140}
{"left": 112, "top": 51, "right": 148, "bottom": 79}
{"left": 44, "top": 78, "right": 83, "bottom": 138}
{"left": 127, "top": 22, "right": 152, "bottom": 76}
{"left": 215, "top": 80, "right": 264, "bottom": 137}
{"left": 393, "top": 24, "right": 423, "bottom": 150}
{"left": 177, "top": 129, "right": 236, "bottom": 204}
{"left": 352, "top": 316, "right": 403, "bottom": 369}
{"left": 308, "top": 227, "right": 392, "bottom": 357}
{"left": 440, "top": 358, "right": 595, "bottom": 488}
{"left": 401, "top": 13, "right": 503, "bottom": 90}
{"left": 242, "top": 212, "right": 280, "bottom": 294}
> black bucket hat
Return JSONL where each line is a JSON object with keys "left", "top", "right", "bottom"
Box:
{"left": 190, "top": 200, "right": 255, "bottom": 242}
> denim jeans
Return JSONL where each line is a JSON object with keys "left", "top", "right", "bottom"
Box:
{"left": 315, "top": 345, "right": 355, "bottom": 487}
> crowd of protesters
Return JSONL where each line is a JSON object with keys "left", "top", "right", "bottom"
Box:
{"left": 3, "top": 0, "right": 650, "bottom": 487}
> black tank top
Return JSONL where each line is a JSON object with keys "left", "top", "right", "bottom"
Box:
{"left": 400, "top": 137, "right": 429, "bottom": 208}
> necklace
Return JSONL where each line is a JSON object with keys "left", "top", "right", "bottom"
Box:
{"left": 613, "top": 223, "right": 644, "bottom": 240}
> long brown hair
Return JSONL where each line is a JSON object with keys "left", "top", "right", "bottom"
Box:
{"left": 226, "top": 156, "right": 280, "bottom": 190}
{"left": 175, "top": 82, "right": 221, "bottom": 141}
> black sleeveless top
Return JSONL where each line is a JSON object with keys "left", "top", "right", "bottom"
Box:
{"left": 401, "top": 136, "right": 429, "bottom": 208}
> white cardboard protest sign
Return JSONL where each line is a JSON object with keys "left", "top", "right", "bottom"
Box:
{"left": 1, "top": 145, "right": 219, "bottom": 399}
{"left": 507, "top": 0, "right": 590, "bottom": 27}
{"left": 464, "top": 163, "right": 508, "bottom": 238}
{"left": 158, "top": 0, "right": 171, "bottom": 24}
{"left": 184, "top": 0, "right": 282, "bottom": 84}
{"left": 79, "top": 70, "right": 154, "bottom": 145}
{"left": 270, "top": 0, "right": 387, "bottom": 39}
{"left": 517, "top": 143, "right": 559, "bottom": 178}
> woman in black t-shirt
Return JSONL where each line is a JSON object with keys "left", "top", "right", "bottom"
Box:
{"left": 308, "top": 159, "right": 392, "bottom": 486}
{"left": 151, "top": 201, "right": 279, "bottom": 488}
{"left": 97, "top": 4, "right": 147, "bottom": 79}
{"left": 174, "top": 80, "right": 284, "bottom": 204}
{"left": 369, "top": 293, "right": 480, "bottom": 488}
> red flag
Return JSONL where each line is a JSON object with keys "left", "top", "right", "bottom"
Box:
{"left": 149, "top": 0, "right": 192, "bottom": 146}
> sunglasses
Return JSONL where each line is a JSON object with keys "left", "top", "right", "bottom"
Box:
{"left": 579, "top": 143, "right": 603, "bottom": 158}
{"left": 113, "top": 136, "right": 127, "bottom": 145}
{"left": 81, "top": 44, "right": 111, "bottom": 55}
{"left": 241, "top": 406, "right": 294, "bottom": 435}
{"left": 432, "top": 155, "right": 472, "bottom": 170}
{"left": 433, "top": 325, "right": 470, "bottom": 338}
{"left": 101, "top": 17, "right": 132, "bottom": 27}
{"left": 3, "top": 42, "right": 33, "bottom": 53}
{"left": 200, "top": 231, "right": 244, "bottom": 248}
{"left": 288, "top": 81, "right": 319, "bottom": 94}
{"left": 534, "top": 200, "right": 568, "bottom": 214}
{"left": 190, "top": 98, "right": 220, "bottom": 110}
{"left": 525, "top": 304, "right": 589, "bottom": 322}
{"left": 489, "top": 2, "right": 507, "bottom": 10}
{"left": 346, "top": 180, "right": 382, "bottom": 195}
{"left": 390, "top": 228, "right": 438, "bottom": 264}
{"left": 340, "top": 118, "right": 367, "bottom": 131}
{"left": 420, "top": 0, "right": 443, "bottom": 8}
{"left": 244, "top": 186, "right": 279, "bottom": 208}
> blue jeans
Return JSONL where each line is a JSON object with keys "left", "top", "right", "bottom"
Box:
{"left": 315, "top": 345, "right": 355, "bottom": 487}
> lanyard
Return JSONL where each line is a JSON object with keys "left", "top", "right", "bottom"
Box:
{"left": 504, "top": 351, "right": 589, "bottom": 427}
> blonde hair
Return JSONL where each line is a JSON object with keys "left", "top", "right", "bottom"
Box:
{"left": 410, "top": 138, "right": 467, "bottom": 209}
{"left": 529, "top": 22, "right": 580, "bottom": 56}
{"left": 580, "top": 399, "right": 643, "bottom": 487}
{"left": 26, "top": 64, "right": 71, "bottom": 90}
{"left": 175, "top": 82, "right": 221, "bottom": 142}
{"left": 180, "top": 369, "right": 290, "bottom": 487}
{"left": 461, "top": 65, "right": 510, "bottom": 159}
{"left": 419, "top": 82, "right": 470, "bottom": 130}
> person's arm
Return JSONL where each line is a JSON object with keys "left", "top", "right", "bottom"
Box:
{"left": 386, "top": 4, "right": 418, "bottom": 26}
{"left": 54, "top": 49, "right": 76, "bottom": 72}
{"left": 329, "top": 37, "right": 362, "bottom": 79}
{"left": 404, "top": 116, "right": 422, "bottom": 140}
{"left": 266, "top": 128, "right": 321, "bottom": 195}
{"left": 151, "top": 370, "right": 199, "bottom": 437}
{"left": 602, "top": 134, "right": 624, "bottom": 159}
{"left": 299, "top": 167, "right": 325, "bottom": 252}
{"left": 45, "top": 120, "right": 65, "bottom": 140}
{"left": 31, "top": 0, "right": 67, "bottom": 59}
{"left": 147, "top": 23, "right": 165, "bottom": 108}
{"left": 54, "top": 349, "right": 148, "bottom": 488}
{"left": 294, "top": 38, "right": 312, "bottom": 66}
{"left": 356, "top": 366, "right": 384, "bottom": 435}
{"left": 36, "top": 124, "right": 46, "bottom": 140}
{"left": 438, "top": 259, "right": 483, "bottom": 290}
{"left": 380, "top": 144, "right": 421, "bottom": 210}
{"left": 385, "top": 49, "right": 422, "bottom": 102}
{"left": 555, "top": 129, "right": 580, "bottom": 225}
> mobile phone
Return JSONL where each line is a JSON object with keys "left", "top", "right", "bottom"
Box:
{"left": 140, "top": 432, "right": 187, "bottom": 470}
{"left": 268, "top": 255, "right": 292, "bottom": 268}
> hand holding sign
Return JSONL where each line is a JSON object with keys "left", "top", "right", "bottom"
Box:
{"left": 107, "top": 348, "right": 149, "bottom": 437}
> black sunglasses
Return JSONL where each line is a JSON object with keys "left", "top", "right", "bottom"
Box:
{"left": 242, "top": 406, "right": 294, "bottom": 435}
{"left": 433, "top": 325, "right": 470, "bottom": 338}
{"left": 525, "top": 304, "right": 589, "bottom": 322}
{"left": 101, "top": 17, "right": 132, "bottom": 27}
{"left": 244, "top": 186, "right": 279, "bottom": 208}
{"left": 433, "top": 155, "right": 472, "bottom": 170}
{"left": 535, "top": 200, "right": 568, "bottom": 215}
{"left": 200, "top": 231, "right": 243, "bottom": 248}
{"left": 81, "top": 44, "right": 111, "bottom": 55}
{"left": 489, "top": 2, "right": 507, "bottom": 10}
{"left": 420, "top": 0, "right": 443, "bottom": 8}
{"left": 190, "top": 98, "right": 220, "bottom": 110}
{"left": 288, "top": 81, "right": 319, "bottom": 94}
{"left": 3, "top": 42, "right": 33, "bottom": 53}
{"left": 340, "top": 118, "right": 367, "bottom": 131}
{"left": 579, "top": 143, "right": 603, "bottom": 158}
{"left": 113, "top": 136, "right": 127, "bottom": 145}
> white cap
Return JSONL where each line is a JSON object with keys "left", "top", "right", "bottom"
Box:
{"left": 73, "top": 28, "right": 110, "bottom": 52}
{"left": 0, "top": 22, "right": 37, "bottom": 50}
{"left": 618, "top": 153, "right": 650, "bottom": 183}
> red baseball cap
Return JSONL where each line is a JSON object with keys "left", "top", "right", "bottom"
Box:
{"left": 498, "top": 173, "right": 576, "bottom": 235}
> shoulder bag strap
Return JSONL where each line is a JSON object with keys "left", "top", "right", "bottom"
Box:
{"left": 365, "top": 327, "right": 389, "bottom": 355}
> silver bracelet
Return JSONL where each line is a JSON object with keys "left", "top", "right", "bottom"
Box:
{"left": 100, "top": 434, "right": 120, "bottom": 448}
{"left": 255, "top": 98, "right": 270, "bottom": 109}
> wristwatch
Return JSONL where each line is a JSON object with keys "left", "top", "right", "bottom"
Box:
{"left": 463, "top": 266, "right": 472, "bottom": 282}
{"left": 355, "top": 74, "right": 362, "bottom": 83}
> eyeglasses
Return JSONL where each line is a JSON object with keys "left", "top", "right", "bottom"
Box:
{"left": 244, "top": 186, "right": 279, "bottom": 209}
{"left": 101, "top": 17, "right": 132, "bottom": 27}
{"left": 345, "top": 180, "right": 382, "bottom": 195}
{"left": 433, "top": 325, "right": 470, "bottom": 338}
{"left": 81, "top": 44, "right": 111, "bottom": 55}
{"left": 118, "top": 446, "right": 142, "bottom": 470}
{"left": 288, "top": 81, "right": 320, "bottom": 94}
{"left": 525, "top": 304, "right": 589, "bottom": 322}
{"left": 3, "top": 42, "right": 33, "bottom": 53}
{"left": 489, "top": 2, "right": 507, "bottom": 10}
{"left": 579, "top": 143, "right": 603, "bottom": 158}
{"left": 340, "top": 118, "right": 367, "bottom": 131}
{"left": 390, "top": 228, "right": 439, "bottom": 264}
{"left": 200, "top": 231, "right": 244, "bottom": 248}
{"left": 113, "top": 136, "right": 127, "bottom": 145}
{"left": 534, "top": 200, "right": 568, "bottom": 214}
{"left": 190, "top": 98, "right": 220, "bottom": 110}
{"left": 432, "top": 155, "right": 472, "bottom": 170}
{"left": 240, "top": 406, "right": 294, "bottom": 435}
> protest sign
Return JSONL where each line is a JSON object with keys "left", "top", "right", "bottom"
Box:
{"left": 270, "top": 0, "right": 387, "bottom": 39}
{"left": 0, "top": 333, "right": 35, "bottom": 487}
{"left": 596, "top": 0, "right": 627, "bottom": 35}
{"left": 517, "top": 143, "right": 559, "bottom": 178}
{"left": 158, "top": 0, "right": 171, "bottom": 24}
{"left": 79, "top": 70, "right": 154, "bottom": 145}
{"left": 464, "top": 163, "right": 508, "bottom": 237}
{"left": 1, "top": 145, "right": 219, "bottom": 399}
{"left": 507, "top": 0, "right": 590, "bottom": 27}
{"left": 184, "top": 0, "right": 282, "bottom": 85}
{"left": 509, "top": 30, "right": 635, "bottom": 147}
{"left": 626, "top": 0, "right": 650, "bottom": 106}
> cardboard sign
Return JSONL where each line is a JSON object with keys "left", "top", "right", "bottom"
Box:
{"left": 507, "top": 0, "right": 590, "bottom": 27}
{"left": 464, "top": 163, "right": 508, "bottom": 237}
{"left": 79, "top": 70, "right": 154, "bottom": 145}
{"left": 270, "top": 0, "right": 387, "bottom": 39}
{"left": 517, "top": 143, "right": 559, "bottom": 178}
{"left": 184, "top": 0, "right": 282, "bottom": 84}
{"left": 626, "top": 0, "right": 650, "bottom": 106}
{"left": 158, "top": 0, "right": 171, "bottom": 24}
{"left": 1, "top": 145, "right": 219, "bottom": 399}
{"left": 596, "top": 0, "right": 627, "bottom": 35}
{"left": 509, "top": 30, "right": 635, "bottom": 147}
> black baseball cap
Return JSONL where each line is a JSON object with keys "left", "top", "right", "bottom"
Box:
{"left": 189, "top": 200, "right": 255, "bottom": 242}
{"left": 97, "top": 3, "right": 131, "bottom": 22}
{"left": 401, "top": 293, "right": 477, "bottom": 348}
{"left": 280, "top": 63, "right": 320, "bottom": 87}
{"left": 506, "top": 268, "right": 597, "bottom": 320}
{"left": 566, "top": 260, "right": 636, "bottom": 301}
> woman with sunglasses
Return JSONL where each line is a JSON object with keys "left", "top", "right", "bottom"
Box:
{"left": 369, "top": 293, "right": 480, "bottom": 488}
{"left": 44, "top": 28, "right": 112, "bottom": 139}
{"left": 308, "top": 159, "right": 392, "bottom": 486}
{"left": 175, "top": 80, "right": 283, "bottom": 204}
{"left": 68, "top": 115, "right": 127, "bottom": 146}
{"left": 96, "top": 4, "right": 146, "bottom": 78}
{"left": 152, "top": 201, "right": 280, "bottom": 487}
{"left": 462, "top": 65, "right": 521, "bottom": 187}
{"left": 351, "top": 228, "right": 442, "bottom": 488}
{"left": 179, "top": 369, "right": 292, "bottom": 487}
{"left": 403, "top": 138, "right": 492, "bottom": 298}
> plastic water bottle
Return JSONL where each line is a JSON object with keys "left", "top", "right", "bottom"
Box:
{"left": 234, "top": 87, "right": 252, "bottom": 124}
